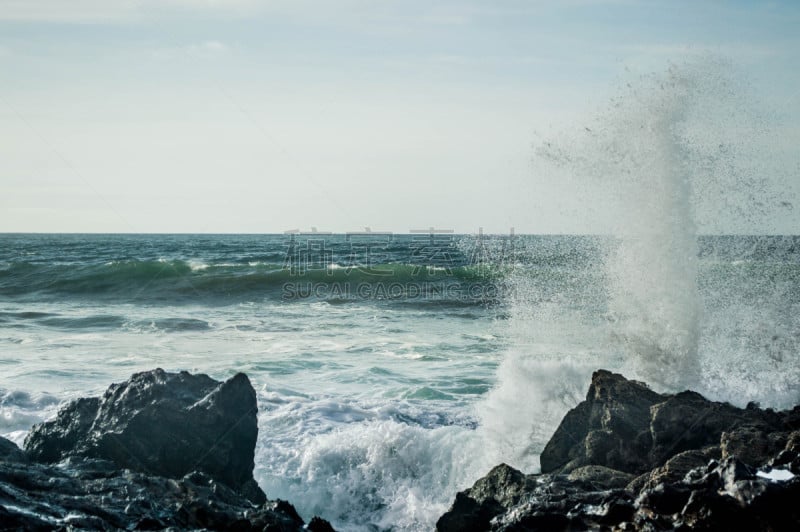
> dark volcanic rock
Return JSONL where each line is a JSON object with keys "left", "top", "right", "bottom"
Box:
{"left": 436, "top": 463, "right": 634, "bottom": 532}
{"left": 0, "top": 456, "right": 310, "bottom": 530}
{"left": 721, "top": 425, "right": 789, "bottom": 466}
{"left": 567, "top": 464, "right": 634, "bottom": 489}
{"left": 435, "top": 464, "right": 533, "bottom": 532}
{"left": 25, "top": 368, "right": 265, "bottom": 504}
{"left": 540, "top": 370, "right": 663, "bottom": 474}
{"left": 439, "top": 370, "right": 800, "bottom": 531}
{"left": 0, "top": 436, "right": 27, "bottom": 463}
{"left": 4, "top": 369, "right": 335, "bottom": 531}
{"left": 540, "top": 369, "right": 788, "bottom": 476}
{"left": 627, "top": 445, "right": 721, "bottom": 493}
{"left": 647, "top": 390, "right": 783, "bottom": 467}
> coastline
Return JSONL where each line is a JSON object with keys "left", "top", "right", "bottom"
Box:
{"left": 2, "top": 368, "right": 798, "bottom": 530}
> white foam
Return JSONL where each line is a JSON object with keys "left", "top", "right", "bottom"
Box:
{"left": 188, "top": 260, "right": 209, "bottom": 271}
{"left": 757, "top": 469, "right": 795, "bottom": 482}
{"left": 257, "top": 418, "right": 480, "bottom": 532}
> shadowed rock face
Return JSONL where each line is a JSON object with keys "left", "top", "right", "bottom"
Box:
{"left": 540, "top": 369, "right": 794, "bottom": 476}
{"left": 2, "top": 369, "right": 335, "bottom": 531}
{"left": 0, "top": 452, "right": 307, "bottom": 531}
{"left": 540, "top": 370, "right": 663, "bottom": 474}
{"left": 24, "top": 369, "right": 264, "bottom": 504}
{"left": 438, "top": 370, "right": 800, "bottom": 532}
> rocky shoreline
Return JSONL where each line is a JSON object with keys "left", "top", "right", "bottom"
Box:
{"left": 0, "top": 369, "right": 334, "bottom": 531}
{"left": 1, "top": 368, "right": 799, "bottom": 531}
{"left": 437, "top": 370, "right": 800, "bottom": 531}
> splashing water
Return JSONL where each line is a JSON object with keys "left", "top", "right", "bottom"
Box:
{"left": 592, "top": 63, "right": 707, "bottom": 391}
{"left": 564, "top": 59, "right": 795, "bottom": 399}
{"left": 478, "top": 57, "right": 799, "bottom": 476}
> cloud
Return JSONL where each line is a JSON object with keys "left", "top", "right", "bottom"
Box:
{"left": 0, "top": 0, "right": 136, "bottom": 23}
{"left": 0, "top": 0, "right": 264, "bottom": 23}
{"left": 187, "top": 40, "right": 229, "bottom": 57}
{"left": 151, "top": 40, "right": 231, "bottom": 60}
{"left": 618, "top": 43, "right": 779, "bottom": 60}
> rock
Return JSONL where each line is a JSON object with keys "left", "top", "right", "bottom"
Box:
{"left": 721, "top": 426, "right": 788, "bottom": 466}
{"left": 436, "top": 463, "right": 636, "bottom": 532}
{"left": 651, "top": 457, "right": 800, "bottom": 531}
{"left": 628, "top": 445, "right": 720, "bottom": 493}
{"left": 439, "top": 370, "right": 800, "bottom": 531}
{"left": 786, "top": 430, "right": 800, "bottom": 452}
{"left": 308, "top": 516, "right": 338, "bottom": 532}
{"left": 647, "top": 391, "right": 783, "bottom": 467}
{"left": 25, "top": 368, "right": 264, "bottom": 504}
{"left": 540, "top": 369, "right": 789, "bottom": 476}
{"left": 0, "top": 458, "right": 320, "bottom": 530}
{"left": 23, "top": 396, "right": 100, "bottom": 463}
{"left": 465, "top": 463, "right": 534, "bottom": 508}
{"left": 0, "top": 436, "right": 27, "bottom": 463}
{"left": 540, "top": 370, "right": 664, "bottom": 474}
{"left": 567, "top": 465, "right": 634, "bottom": 489}
{"left": 4, "top": 369, "right": 335, "bottom": 531}
{"left": 772, "top": 431, "right": 800, "bottom": 474}
{"left": 435, "top": 464, "right": 531, "bottom": 532}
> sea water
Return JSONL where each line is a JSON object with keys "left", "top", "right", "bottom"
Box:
{"left": 1, "top": 232, "right": 797, "bottom": 530}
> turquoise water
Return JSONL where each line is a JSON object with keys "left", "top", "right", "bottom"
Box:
{"left": 1, "top": 233, "right": 799, "bottom": 530}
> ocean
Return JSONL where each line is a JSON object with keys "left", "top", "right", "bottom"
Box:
{"left": 1, "top": 232, "right": 798, "bottom": 530}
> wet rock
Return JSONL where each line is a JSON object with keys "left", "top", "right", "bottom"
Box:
{"left": 23, "top": 396, "right": 100, "bottom": 463}
{"left": 628, "top": 445, "right": 720, "bottom": 493}
{"left": 308, "top": 516, "right": 338, "bottom": 532}
{"left": 567, "top": 464, "right": 634, "bottom": 490}
{"left": 0, "top": 436, "right": 26, "bottom": 463}
{"left": 658, "top": 457, "right": 800, "bottom": 531}
{"left": 436, "top": 463, "right": 635, "bottom": 532}
{"left": 647, "top": 391, "right": 783, "bottom": 467}
{"left": 25, "top": 369, "right": 264, "bottom": 504}
{"left": 540, "top": 370, "right": 788, "bottom": 476}
{"left": 0, "top": 458, "right": 318, "bottom": 531}
{"left": 5, "top": 369, "right": 335, "bottom": 531}
{"left": 439, "top": 370, "right": 800, "bottom": 531}
{"left": 721, "top": 426, "right": 788, "bottom": 466}
{"left": 540, "top": 370, "right": 662, "bottom": 474}
{"left": 435, "top": 464, "right": 531, "bottom": 532}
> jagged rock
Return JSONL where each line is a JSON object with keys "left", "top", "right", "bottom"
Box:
{"left": 25, "top": 369, "right": 265, "bottom": 504}
{"left": 772, "top": 431, "right": 800, "bottom": 475}
{"left": 786, "top": 430, "right": 800, "bottom": 452}
{"left": 307, "top": 516, "right": 338, "bottom": 532}
{"left": 3, "top": 369, "right": 335, "bottom": 531}
{"left": 627, "top": 445, "right": 720, "bottom": 493}
{"left": 436, "top": 463, "right": 635, "bottom": 532}
{"left": 721, "top": 426, "right": 789, "bottom": 466}
{"left": 540, "top": 370, "right": 664, "bottom": 474}
{"left": 0, "top": 436, "right": 27, "bottom": 463}
{"left": 435, "top": 464, "right": 531, "bottom": 532}
{"left": 567, "top": 464, "right": 634, "bottom": 489}
{"left": 0, "top": 457, "right": 312, "bottom": 530}
{"left": 540, "top": 369, "right": 790, "bottom": 476}
{"left": 439, "top": 370, "right": 800, "bottom": 531}
{"left": 647, "top": 391, "right": 784, "bottom": 467}
{"left": 642, "top": 457, "right": 800, "bottom": 531}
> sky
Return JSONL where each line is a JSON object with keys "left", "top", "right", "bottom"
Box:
{"left": 1, "top": 0, "right": 799, "bottom": 234}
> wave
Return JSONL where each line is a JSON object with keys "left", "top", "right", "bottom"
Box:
{"left": 0, "top": 259, "right": 505, "bottom": 304}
